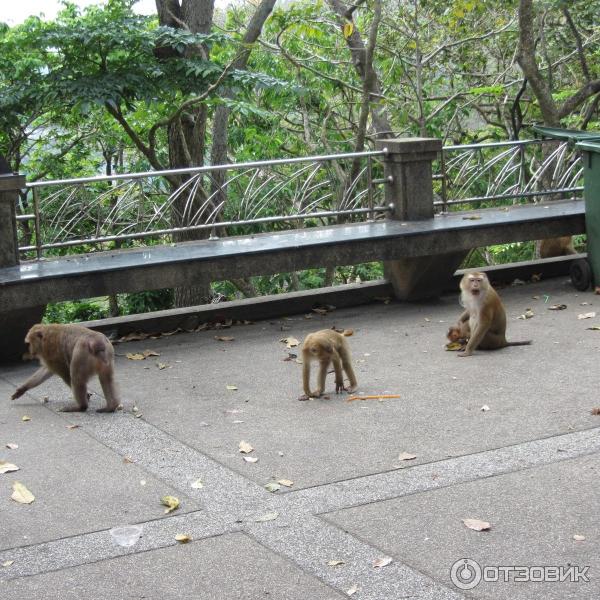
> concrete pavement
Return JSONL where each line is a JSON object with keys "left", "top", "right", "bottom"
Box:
{"left": 1, "top": 276, "right": 598, "bottom": 599}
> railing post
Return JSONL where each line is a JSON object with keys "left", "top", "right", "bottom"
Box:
{"left": 0, "top": 167, "right": 45, "bottom": 363}
{"left": 0, "top": 172, "right": 24, "bottom": 268}
{"left": 375, "top": 138, "right": 467, "bottom": 300}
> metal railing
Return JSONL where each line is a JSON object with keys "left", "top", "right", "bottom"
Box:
{"left": 15, "top": 138, "right": 586, "bottom": 259}
{"left": 17, "top": 150, "right": 389, "bottom": 258}
{"left": 435, "top": 138, "right": 584, "bottom": 212}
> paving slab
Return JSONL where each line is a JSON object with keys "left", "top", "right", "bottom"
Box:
{"left": 5, "top": 277, "right": 593, "bottom": 491}
{"left": 326, "top": 454, "right": 600, "bottom": 600}
{"left": 0, "top": 380, "right": 200, "bottom": 551}
{"left": 1, "top": 531, "right": 345, "bottom": 599}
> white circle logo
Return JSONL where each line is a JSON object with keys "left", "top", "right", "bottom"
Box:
{"left": 450, "top": 558, "right": 482, "bottom": 590}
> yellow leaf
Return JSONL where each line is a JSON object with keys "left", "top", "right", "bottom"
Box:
{"left": 11, "top": 481, "right": 35, "bottom": 504}
{"left": 2, "top": 560, "right": 14, "bottom": 567}
{"left": 21, "top": 416, "right": 31, "bottom": 422}
{"left": 327, "top": 559, "right": 345, "bottom": 566}
{"left": 445, "top": 342, "right": 464, "bottom": 351}
{"left": 226, "top": 384, "right": 238, "bottom": 391}
{"left": 175, "top": 534, "right": 191, "bottom": 543}
{"left": 126, "top": 353, "right": 146, "bottom": 360}
{"left": 279, "top": 337, "right": 299, "bottom": 348}
{"left": 0, "top": 461, "right": 19, "bottom": 474}
{"left": 277, "top": 479, "right": 294, "bottom": 487}
{"left": 161, "top": 495, "right": 180, "bottom": 513}
{"left": 343, "top": 329, "right": 354, "bottom": 336}
{"left": 343, "top": 21, "right": 354, "bottom": 38}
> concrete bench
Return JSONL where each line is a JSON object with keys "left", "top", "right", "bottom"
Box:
{"left": 0, "top": 138, "right": 586, "bottom": 361}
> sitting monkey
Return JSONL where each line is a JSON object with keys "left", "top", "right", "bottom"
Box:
{"left": 11, "top": 324, "right": 120, "bottom": 413}
{"left": 302, "top": 329, "right": 357, "bottom": 398}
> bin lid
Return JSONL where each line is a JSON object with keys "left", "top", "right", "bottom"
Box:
{"left": 532, "top": 125, "right": 600, "bottom": 143}
{"left": 575, "top": 140, "right": 600, "bottom": 153}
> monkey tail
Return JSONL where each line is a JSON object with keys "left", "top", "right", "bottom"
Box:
{"left": 506, "top": 340, "right": 532, "bottom": 346}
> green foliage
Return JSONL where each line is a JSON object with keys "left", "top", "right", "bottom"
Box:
{"left": 120, "top": 289, "right": 174, "bottom": 314}
{"left": 44, "top": 299, "right": 109, "bottom": 323}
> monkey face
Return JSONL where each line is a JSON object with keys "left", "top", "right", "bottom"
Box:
{"left": 447, "top": 326, "right": 461, "bottom": 342}
{"left": 466, "top": 273, "right": 487, "bottom": 296}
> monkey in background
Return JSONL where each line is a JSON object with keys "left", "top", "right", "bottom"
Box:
{"left": 302, "top": 329, "right": 357, "bottom": 397}
{"left": 539, "top": 236, "right": 577, "bottom": 259}
{"left": 453, "top": 272, "right": 531, "bottom": 357}
{"left": 11, "top": 324, "right": 120, "bottom": 413}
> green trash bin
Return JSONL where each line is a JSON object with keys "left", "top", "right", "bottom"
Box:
{"left": 531, "top": 125, "right": 600, "bottom": 290}
{"left": 574, "top": 140, "right": 600, "bottom": 289}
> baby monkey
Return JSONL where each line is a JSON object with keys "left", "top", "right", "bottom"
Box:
{"left": 302, "top": 329, "right": 357, "bottom": 397}
{"left": 454, "top": 272, "right": 531, "bottom": 357}
{"left": 11, "top": 324, "right": 120, "bottom": 413}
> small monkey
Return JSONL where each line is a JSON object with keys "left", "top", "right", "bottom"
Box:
{"left": 446, "top": 322, "right": 469, "bottom": 345}
{"left": 539, "top": 236, "right": 576, "bottom": 259}
{"left": 456, "top": 272, "right": 531, "bottom": 357}
{"left": 302, "top": 329, "right": 357, "bottom": 397}
{"left": 11, "top": 324, "right": 120, "bottom": 413}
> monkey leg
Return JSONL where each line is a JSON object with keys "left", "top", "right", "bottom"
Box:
{"left": 331, "top": 353, "right": 345, "bottom": 393}
{"left": 10, "top": 367, "right": 53, "bottom": 400}
{"left": 313, "top": 359, "right": 329, "bottom": 397}
{"left": 459, "top": 323, "right": 490, "bottom": 357}
{"left": 340, "top": 359, "right": 358, "bottom": 393}
{"left": 63, "top": 356, "right": 90, "bottom": 412}
{"left": 97, "top": 371, "right": 120, "bottom": 413}
{"left": 478, "top": 331, "right": 508, "bottom": 350}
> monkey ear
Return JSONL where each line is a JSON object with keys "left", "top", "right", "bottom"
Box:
{"left": 36, "top": 331, "right": 43, "bottom": 339}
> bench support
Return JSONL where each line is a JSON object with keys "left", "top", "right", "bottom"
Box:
{"left": 377, "top": 138, "right": 468, "bottom": 300}
{"left": 0, "top": 173, "right": 45, "bottom": 362}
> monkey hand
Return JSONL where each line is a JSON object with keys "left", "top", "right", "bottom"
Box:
{"left": 11, "top": 387, "right": 25, "bottom": 400}
{"left": 335, "top": 380, "right": 345, "bottom": 394}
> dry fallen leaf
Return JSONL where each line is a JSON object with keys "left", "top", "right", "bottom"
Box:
{"left": 239, "top": 441, "right": 254, "bottom": 454}
{"left": 587, "top": 326, "right": 600, "bottom": 331}
{"left": 214, "top": 336, "right": 235, "bottom": 342}
{"left": 343, "top": 329, "right": 354, "bottom": 337}
{"left": 21, "top": 416, "right": 31, "bottom": 422}
{"left": 578, "top": 312, "right": 596, "bottom": 320}
{"left": 0, "top": 461, "right": 19, "bottom": 474}
{"left": 243, "top": 456, "right": 258, "bottom": 463}
{"left": 548, "top": 304, "right": 567, "bottom": 310}
{"left": 347, "top": 584, "right": 359, "bottom": 596}
{"left": 573, "top": 534, "right": 586, "bottom": 541}
{"left": 277, "top": 479, "right": 294, "bottom": 487}
{"left": 191, "top": 479, "right": 203, "bottom": 489}
{"left": 66, "top": 424, "right": 80, "bottom": 430}
{"left": 373, "top": 556, "right": 393, "bottom": 569}
{"left": 254, "top": 511, "right": 279, "bottom": 522}
{"left": 123, "top": 457, "right": 134, "bottom": 464}
{"left": 11, "top": 481, "right": 34, "bottom": 504}
{"left": 2, "top": 560, "right": 14, "bottom": 567}
{"left": 397, "top": 452, "right": 417, "bottom": 461}
{"left": 280, "top": 336, "right": 299, "bottom": 349}
{"left": 6, "top": 443, "right": 18, "bottom": 450}
{"left": 175, "top": 534, "right": 191, "bottom": 543}
{"left": 161, "top": 495, "right": 180, "bottom": 514}
{"left": 226, "top": 385, "right": 238, "bottom": 391}
{"left": 463, "top": 518, "right": 491, "bottom": 531}
{"left": 327, "top": 559, "right": 345, "bottom": 566}
{"left": 531, "top": 273, "right": 542, "bottom": 282}
{"left": 312, "top": 307, "right": 329, "bottom": 315}
{"left": 156, "top": 362, "right": 168, "bottom": 370}
{"left": 518, "top": 309, "right": 535, "bottom": 320}
{"left": 591, "top": 408, "right": 600, "bottom": 416}
{"left": 126, "top": 353, "right": 146, "bottom": 360}
{"left": 264, "top": 482, "right": 281, "bottom": 493}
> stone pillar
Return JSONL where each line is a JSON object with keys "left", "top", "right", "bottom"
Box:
{"left": 0, "top": 170, "right": 45, "bottom": 362}
{"left": 376, "top": 138, "right": 467, "bottom": 300}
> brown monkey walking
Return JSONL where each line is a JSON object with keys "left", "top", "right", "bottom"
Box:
{"left": 11, "top": 324, "right": 120, "bottom": 413}
{"left": 454, "top": 272, "right": 531, "bottom": 357}
{"left": 302, "top": 329, "right": 357, "bottom": 397}
{"left": 539, "top": 236, "right": 576, "bottom": 259}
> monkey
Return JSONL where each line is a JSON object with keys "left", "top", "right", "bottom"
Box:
{"left": 446, "top": 321, "right": 469, "bottom": 345}
{"left": 302, "top": 329, "right": 357, "bottom": 397}
{"left": 539, "top": 236, "right": 577, "bottom": 259}
{"left": 456, "top": 272, "right": 532, "bottom": 357}
{"left": 10, "top": 324, "right": 120, "bottom": 413}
